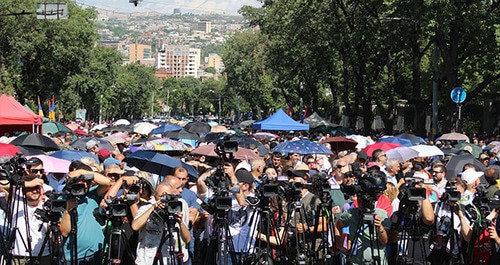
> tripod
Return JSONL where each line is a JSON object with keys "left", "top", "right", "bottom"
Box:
{"left": 309, "top": 194, "right": 336, "bottom": 265}
{"left": 153, "top": 214, "right": 183, "bottom": 265}
{"left": 347, "top": 207, "right": 382, "bottom": 265}
{"left": 205, "top": 211, "right": 238, "bottom": 265}
{"left": 37, "top": 214, "right": 66, "bottom": 265}
{"left": 102, "top": 217, "right": 136, "bottom": 265}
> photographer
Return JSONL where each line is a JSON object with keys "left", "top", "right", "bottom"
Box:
{"left": 132, "top": 178, "right": 190, "bottom": 265}
{"left": 60, "top": 163, "right": 112, "bottom": 264}
{"left": 10, "top": 174, "right": 50, "bottom": 264}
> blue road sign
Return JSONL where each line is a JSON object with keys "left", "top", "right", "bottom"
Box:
{"left": 451, "top": 87, "right": 466, "bottom": 104}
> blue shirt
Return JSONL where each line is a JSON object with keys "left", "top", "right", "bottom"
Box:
{"left": 181, "top": 188, "right": 201, "bottom": 212}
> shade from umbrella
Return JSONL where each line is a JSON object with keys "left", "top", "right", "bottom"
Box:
{"left": 211, "top": 125, "right": 228, "bottom": 133}
{"left": 164, "top": 129, "right": 200, "bottom": 141}
{"left": 17, "top": 146, "right": 46, "bottom": 156}
{"left": 378, "top": 136, "right": 414, "bottom": 147}
{"left": 364, "top": 142, "right": 401, "bottom": 157}
{"left": 150, "top": 124, "right": 183, "bottom": 135}
{"left": 49, "top": 150, "right": 99, "bottom": 163}
{"left": 396, "top": 133, "right": 426, "bottom": 145}
{"left": 345, "top": 135, "right": 375, "bottom": 149}
{"left": 10, "top": 133, "right": 60, "bottom": 152}
{"left": 0, "top": 143, "right": 20, "bottom": 157}
{"left": 114, "top": 119, "right": 131, "bottom": 126}
{"left": 271, "top": 140, "right": 333, "bottom": 155}
{"left": 386, "top": 147, "right": 419, "bottom": 163}
{"left": 321, "top": 136, "right": 358, "bottom": 152}
{"left": 139, "top": 138, "right": 189, "bottom": 152}
{"left": 184, "top": 121, "right": 211, "bottom": 134}
{"left": 446, "top": 153, "right": 485, "bottom": 179}
{"left": 253, "top": 132, "right": 279, "bottom": 141}
{"left": 42, "top": 122, "right": 72, "bottom": 135}
{"left": 191, "top": 145, "right": 260, "bottom": 160}
{"left": 72, "top": 137, "right": 114, "bottom": 152}
{"left": 134, "top": 122, "right": 158, "bottom": 135}
{"left": 439, "top": 132, "right": 469, "bottom": 142}
{"left": 454, "top": 143, "right": 482, "bottom": 158}
{"left": 124, "top": 150, "right": 198, "bottom": 178}
{"left": 27, "top": 155, "right": 70, "bottom": 173}
{"left": 410, "top": 145, "right": 444, "bottom": 157}
{"left": 239, "top": 120, "right": 255, "bottom": 127}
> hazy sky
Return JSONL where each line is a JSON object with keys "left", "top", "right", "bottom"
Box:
{"left": 76, "top": 0, "right": 262, "bottom": 15}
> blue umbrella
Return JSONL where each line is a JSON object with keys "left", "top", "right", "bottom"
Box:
{"left": 49, "top": 150, "right": 99, "bottom": 163}
{"left": 124, "top": 150, "right": 198, "bottom": 179}
{"left": 396, "top": 133, "right": 426, "bottom": 145}
{"left": 378, "top": 136, "right": 414, "bottom": 147}
{"left": 271, "top": 140, "right": 333, "bottom": 155}
{"left": 150, "top": 124, "right": 183, "bottom": 134}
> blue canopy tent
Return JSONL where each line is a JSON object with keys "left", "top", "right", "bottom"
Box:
{"left": 252, "top": 109, "right": 309, "bottom": 131}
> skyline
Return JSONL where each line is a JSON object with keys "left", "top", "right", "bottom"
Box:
{"left": 76, "top": 0, "right": 262, "bottom": 15}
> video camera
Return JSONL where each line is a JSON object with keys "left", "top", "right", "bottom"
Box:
{"left": 440, "top": 181, "right": 461, "bottom": 203}
{"left": 93, "top": 197, "right": 130, "bottom": 226}
{"left": 155, "top": 193, "right": 183, "bottom": 225}
{"left": 64, "top": 173, "right": 94, "bottom": 198}
{"left": 34, "top": 191, "right": 67, "bottom": 224}
{"left": 341, "top": 170, "right": 386, "bottom": 218}
{"left": 0, "top": 154, "right": 34, "bottom": 184}
{"left": 399, "top": 177, "right": 429, "bottom": 204}
{"left": 123, "top": 178, "right": 150, "bottom": 202}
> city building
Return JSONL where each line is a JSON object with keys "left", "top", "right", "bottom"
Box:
{"left": 173, "top": 8, "right": 181, "bottom": 15}
{"left": 157, "top": 44, "right": 201, "bottom": 78}
{"left": 206, "top": 53, "right": 222, "bottom": 71}
{"left": 196, "top": 20, "right": 212, "bottom": 34}
{"left": 129, "top": 43, "right": 152, "bottom": 64}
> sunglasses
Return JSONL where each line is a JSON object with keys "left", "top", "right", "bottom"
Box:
{"left": 30, "top": 169, "right": 44, "bottom": 174}
{"left": 336, "top": 165, "right": 347, "bottom": 169}
{"left": 25, "top": 186, "right": 41, "bottom": 192}
{"left": 307, "top": 161, "right": 316, "bottom": 164}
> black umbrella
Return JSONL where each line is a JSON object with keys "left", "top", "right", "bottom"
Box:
{"left": 17, "top": 146, "right": 46, "bottom": 156}
{"left": 216, "top": 135, "right": 262, "bottom": 149}
{"left": 164, "top": 129, "right": 200, "bottom": 140}
{"left": 72, "top": 137, "right": 114, "bottom": 151}
{"left": 184, "top": 121, "right": 211, "bottom": 134}
{"left": 10, "top": 133, "right": 60, "bottom": 152}
{"left": 203, "top": 132, "right": 226, "bottom": 143}
{"left": 446, "top": 153, "right": 486, "bottom": 179}
{"left": 124, "top": 150, "right": 198, "bottom": 179}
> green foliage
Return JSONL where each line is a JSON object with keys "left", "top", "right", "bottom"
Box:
{"left": 205, "top": 67, "right": 217, "bottom": 74}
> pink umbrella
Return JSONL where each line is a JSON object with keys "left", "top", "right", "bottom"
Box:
{"left": 66, "top": 123, "right": 79, "bottom": 131}
{"left": 191, "top": 145, "right": 259, "bottom": 160}
{"left": 74, "top": 129, "right": 88, "bottom": 136}
{"left": 0, "top": 143, "right": 21, "bottom": 157}
{"left": 364, "top": 142, "right": 401, "bottom": 157}
{"left": 27, "top": 154, "right": 71, "bottom": 173}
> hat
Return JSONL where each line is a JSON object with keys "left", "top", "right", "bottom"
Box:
{"left": 103, "top": 158, "right": 121, "bottom": 169}
{"left": 106, "top": 164, "right": 124, "bottom": 175}
{"left": 86, "top": 139, "right": 99, "bottom": 150}
{"left": 98, "top": 149, "right": 112, "bottom": 158}
{"left": 286, "top": 163, "right": 310, "bottom": 178}
{"left": 235, "top": 170, "right": 254, "bottom": 185}
{"left": 479, "top": 153, "right": 489, "bottom": 160}
{"left": 412, "top": 171, "right": 431, "bottom": 182}
{"left": 461, "top": 168, "right": 484, "bottom": 185}
{"left": 235, "top": 161, "right": 251, "bottom": 172}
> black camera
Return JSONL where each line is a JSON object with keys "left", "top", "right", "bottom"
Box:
{"left": 440, "top": 181, "right": 461, "bottom": 203}
{"left": 64, "top": 173, "right": 94, "bottom": 198}
{"left": 399, "top": 178, "right": 427, "bottom": 202}
{"left": 34, "top": 191, "right": 67, "bottom": 223}
{"left": 93, "top": 197, "right": 129, "bottom": 226}
{"left": 0, "top": 154, "right": 31, "bottom": 184}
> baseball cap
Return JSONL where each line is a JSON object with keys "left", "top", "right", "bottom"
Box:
{"left": 461, "top": 168, "right": 484, "bottom": 185}
{"left": 103, "top": 158, "right": 121, "bottom": 169}
{"left": 235, "top": 170, "right": 254, "bottom": 185}
{"left": 286, "top": 163, "right": 310, "bottom": 178}
{"left": 98, "top": 149, "right": 112, "bottom": 158}
{"left": 86, "top": 139, "right": 99, "bottom": 150}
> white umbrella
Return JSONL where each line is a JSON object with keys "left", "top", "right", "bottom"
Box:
{"left": 410, "top": 145, "right": 445, "bottom": 157}
{"left": 92, "top": 124, "right": 108, "bottom": 131}
{"left": 134, "top": 122, "right": 158, "bottom": 135}
{"left": 102, "top": 135, "right": 126, "bottom": 144}
{"left": 114, "top": 119, "right": 131, "bottom": 126}
{"left": 386, "top": 147, "right": 419, "bottom": 163}
{"left": 438, "top": 132, "right": 469, "bottom": 142}
{"left": 345, "top": 135, "right": 375, "bottom": 149}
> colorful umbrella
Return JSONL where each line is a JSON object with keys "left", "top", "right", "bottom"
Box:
{"left": 386, "top": 147, "right": 419, "bottom": 163}
{"left": 103, "top": 135, "right": 126, "bottom": 144}
{"left": 321, "top": 136, "right": 358, "bottom": 152}
{"left": 66, "top": 123, "right": 79, "bottom": 131}
{"left": 271, "top": 140, "right": 333, "bottom": 155}
{"left": 49, "top": 150, "right": 99, "bottom": 163}
{"left": 439, "top": 132, "right": 469, "bottom": 142}
{"left": 0, "top": 143, "right": 21, "bottom": 157}
{"left": 42, "top": 122, "right": 72, "bottom": 135}
{"left": 378, "top": 136, "right": 414, "bottom": 147}
{"left": 72, "top": 137, "right": 114, "bottom": 151}
{"left": 364, "top": 142, "right": 401, "bottom": 157}
{"left": 410, "top": 145, "right": 444, "bottom": 157}
{"left": 454, "top": 142, "right": 482, "bottom": 158}
{"left": 150, "top": 124, "right": 183, "bottom": 134}
{"left": 345, "top": 135, "right": 375, "bottom": 149}
{"left": 139, "top": 138, "right": 189, "bottom": 152}
{"left": 191, "top": 144, "right": 259, "bottom": 160}
{"left": 73, "top": 129, "right": 88, "bottom": 136}
{"left": 124, "top": 150, "right": 198, "bottom": 178}
{"left": 27, "top": 155, "right": 70, "bottom": 173}
{"left": 10, "top": 133, "right": 60, "bottom": 152}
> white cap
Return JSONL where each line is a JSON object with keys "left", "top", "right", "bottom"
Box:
{"left": 235, "top": 161, "right": 251, "bottom": 172}
{"left": 461, "top": 168, "right": 483, "bottom": 185}
{"left": 412, "top": 171, "right": 431, "bottom": 183}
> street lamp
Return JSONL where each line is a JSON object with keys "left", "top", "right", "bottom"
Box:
{"left": 209, "top": 90, "right": 222, "bottom": 124}
{"left": 99, "top": 94, "right": 103, "bottom": 124}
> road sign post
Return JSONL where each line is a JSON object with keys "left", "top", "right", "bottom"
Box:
{"left": 450, "top": 87, "right": 466, "bottom": 132}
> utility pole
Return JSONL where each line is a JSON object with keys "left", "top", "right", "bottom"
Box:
{"left": 218, "top": 93, "right": 221, "bottom": 124}
{"left": 151, "top": 92, "right": 154, "bottom": 117}
{"left": 432, "top": 36, "right": 439, "bottom": 138}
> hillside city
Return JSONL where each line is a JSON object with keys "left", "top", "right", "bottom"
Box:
{"left": 94, "top": 7, "right": 248, "bottom": 80}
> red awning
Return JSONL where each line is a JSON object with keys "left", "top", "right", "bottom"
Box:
{"left": 0, "top": 94, "right": 42, "bottom": 125}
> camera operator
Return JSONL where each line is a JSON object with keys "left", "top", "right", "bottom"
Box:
{"left": 431, "top": 164, "right": 448, "bottom": 198}
{"left": 10, "top": 174, "right": 50, "bottom": 264}
{"left": 60, "top": 163, "right": 112, "bottom": 264}
{"left": 25, "top": 157, "right": 53, "bottom": 193}
{"left": 484, "top": 165, "right": 500, "bottom": 199}
{"left": 132, "top": 178, "right": 190, "bottom": 265}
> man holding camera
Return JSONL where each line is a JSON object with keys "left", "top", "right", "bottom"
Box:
{"left": 60, "top": 165, "right": 111, "bottom": 264}
{"left": 132, "top": 177, "right": 190, "bottom": 265}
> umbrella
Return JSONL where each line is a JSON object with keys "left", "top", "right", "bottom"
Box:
{"left": 73, "top": 129, "right": 88, "bottom": 136}
{"left": 191, "top": 145, "right": 260, "bottom": 160}
{"left": 27, "top": 155, "right": 70, "bottom": 173}
{"left": 271, "top": 140, "right": 333, "bottom": 155}
{"left": 138, "top": 138, "right": 189, "bottom": 152}
{"left": 102, "top": 124, "right": 133, "bottom": 133}
{"left": 386, "top": 147, "right": 419, "bottom": 163}
{"left": 396, "top": 133, "right": 426, "bottom": 145}
{"left": 164, "top": 129, "right": 200, "bottom": 141}
{"left": 66, "top": 123, "right": 79, "bottom": 131}
{"left": 112, "top": 132, "right": 130, "bottom": 140}
{"left": 17, "top": 146, "right": 46, "bottom": 156}
{"left": 72, "top": 137, "right": 114, "bottom": 152}
{"left": 378, "top": 136, "right": 414, "bottom": 147}
{"left": 446, "top": 153, "right": 486, "bottom": 179}
{"left": 49, "top": 150, "right": 99, "bottom": 163}
{"left": 134, "top": 122, "right": 158, "bottom": 135}
{"left": 217, "top": 135, "right": 262, "bottom": 149}
{"left": 364, "top": 142, "right": 401, "bottom": 157}
{"left": 114, "top": 119, "right": 131, "bottom": 126}
{"left": 239, "top": 120, "right": 255, "bottom": 127}
{"left": 184, "top": 121, "right": 211, "bottom": 134}
{"left": 124, "top": 150, "right": 198, "bottom": 178}
{"left": 454, "top": 143, "right": 482, "bottom": 158}
{"left": 10, "top": 133, "right": 60, "bottom": 152}
{"left": 321, "top": 136, "right": 358, "bottom": 153}
{"left": 103, "top": 135, "right": 126, "bottom": 144}
{"left": 203, "top": 132, "right": 227, "bottom": 143}
{"left": 0, "top": 143, "right": 21, "bottom": 157}
{"left": 410, "top": 145, "right": 445, "bottom": 157}
{"left": 91, "top": 124, "right": 108, "bottom": 131}
{"left": 253, "top": 132, "right": 279, "bottom": 141}
{"left": 42, "top": 122, "right": 72, "bottom": 135}
{"left": 207, "top": 121, "right": 218, "bottom": 126}
{"left": 439, "top": 132, "right": 469, "bottom": 142}
{"left": 210, "top": 125, "right": 228, "bottom": 133}
{"left": 345, "top": 135, "right": 375, "bottom": 149}
{"left": 150, "top": 124, "right": 183, "bottom": 135}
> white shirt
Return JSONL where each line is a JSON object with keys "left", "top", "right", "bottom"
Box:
{"left": 135, "top": 198, "right": 189, "bottom": 265}
{"left": 228, "top": 193, "right": 256, "bottom": 253}
{"left": 11, "top": 198, "right": 49, "bottom": 257}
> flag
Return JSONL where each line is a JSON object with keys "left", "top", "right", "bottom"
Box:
{"left": 50, "top": 95, "right": 55, "bottom": 121}
{"left": 300, "top": 104, "right": 310, "bottom": 123}
{"left": 285, "top": 101, "right": 295, "bottom": 116}
{"left": 37, "top": 96, "right": 44, "bottom": 117}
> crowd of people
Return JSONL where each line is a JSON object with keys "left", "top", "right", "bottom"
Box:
{"left": 0, "top": 122, "right": 499, "bottom": 265}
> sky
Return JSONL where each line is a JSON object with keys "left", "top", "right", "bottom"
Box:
{"left": 76, "top": 0, "right": 262, "bottom": 15}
